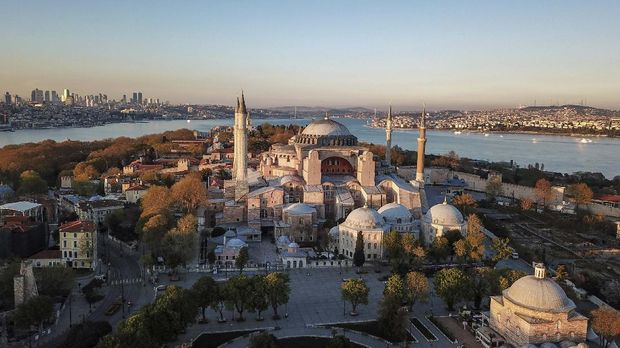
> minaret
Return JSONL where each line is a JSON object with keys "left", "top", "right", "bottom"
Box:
{"left": 415, "top": 105, "right": 427, "bottom": 182}
{"left": 233, "top": 92, "right": 249, "bottom": 200}
{"left": 385, "top": 105, "right": 393, "bottom": 166}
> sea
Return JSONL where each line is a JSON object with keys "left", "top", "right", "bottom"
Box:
{"left": 0, "top": 118, "right": 618, "bottom": 179}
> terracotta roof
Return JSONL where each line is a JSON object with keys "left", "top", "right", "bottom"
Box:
{"left": 29, "top": 249, "right": 62, "bottom": 260}
{"left": 59, "top": 220, "right": 96, "bottom": 233}
{"left": 595, "top": 194, "right": 620, "bottom": 202}
{"left": 126, "top": 184, "right": 148, "bottom": 191}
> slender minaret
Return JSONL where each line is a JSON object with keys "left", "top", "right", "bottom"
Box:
{"left": 415, "top": 105, "right": 427, "bottom": 182}
{"left": 385, "top": 105, "right": 393, "bottom": 166}
{"left": 233, "top": 92, "right": 249, "bottom": 200}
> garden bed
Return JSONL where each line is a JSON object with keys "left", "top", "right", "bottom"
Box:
{"left": 427, "top": 315, "right": 456, "bottom": 343}
{"left": 410, "top": 318, "right": 437, "bottom": 341}
{"left": 331, "top": 320, "right": 414, "bottom": 343}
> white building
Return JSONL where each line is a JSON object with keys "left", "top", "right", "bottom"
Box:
{"left": 421, "top": 199, "right": 467, "bottom": 245}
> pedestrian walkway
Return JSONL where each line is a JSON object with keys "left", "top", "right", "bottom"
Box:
{"left": 109, "top": 277, "right": 142, "bottom": 286}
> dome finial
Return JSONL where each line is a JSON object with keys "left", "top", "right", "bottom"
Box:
{"left": 534, "top": 262, "right": 546, "bottom": 279}
{"left": 443, "top": 195, "right": 448, "bottom": 204}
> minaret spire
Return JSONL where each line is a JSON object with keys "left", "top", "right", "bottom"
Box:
{"left": 233, "top": 92, "right": 249, "bottom": 201}
{"left": 385, "top": 104, "right": 393, "bottom": 166}
{"left": 416, "top": 104, "right": 427, "bottom": 183}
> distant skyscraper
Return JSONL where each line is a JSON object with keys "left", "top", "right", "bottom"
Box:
{"left": 51, "top": 91, "right": 58, "bottom": 102}
{"left": 122, "top": 94, "right": 127, "bottom": 103}
{"left": 4, "top": 92, "right": 10, "bottom": 104}
{"left": 31, "top": 89, "right": 44, "bottom": 103}
{"left": 44, "top": 90, "right": 50, "bottom": 102}
{"left": 137, "top": 92, "right": 143, "bottom": 105}
{"left": 62, "top": 89, "right": 70, "bottom": 102}
{"left": 132, "top": 92, "right": 138, "bottom": 104}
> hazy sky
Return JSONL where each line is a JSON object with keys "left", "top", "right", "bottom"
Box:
{"left": 2, "top": 1, "right": 619, "bottom": 110}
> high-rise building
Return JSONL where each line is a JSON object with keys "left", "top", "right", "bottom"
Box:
{"left": 122, "top": 94, "right": 127, "bottom": 103}
{"left": 44, "top": 91, "right": 50, "bottom": 102}
{"left": 132, "top": 92, "right": 138, "bottom": 104}
{"left": 233, "top": 92, "right": 249, "bottom": 201}
{"left": 51, "top": 91, "right": 59, "bottom": 102}
{"left": 4, "top": 92, "right": 10, "bottom": 104}
{"left": 31, "top": 89, "right": 44, "bottom": 103}
{"left": 416, "top": 106, "right": 427, "bottom": 182}
{"left": 62, "top": 89, "right": 70, "bottom": 102}
{"left": 137, "top": 92, "right": 143, "bottom": 105}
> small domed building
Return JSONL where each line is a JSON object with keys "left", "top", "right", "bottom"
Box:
{"left": 489, "top": 263, "right": 588, "bottom": 346}
{"left": 336, "top": 205, "right": 390, "bottom": 260}
{"left": 421, "top": 198, "right": 467, "bottom": 245}
{"left": 378, "top": 202, "right": 418, "bottom": 236}
{"left": 214, "top": 231, "right": 248, "bottom": 267}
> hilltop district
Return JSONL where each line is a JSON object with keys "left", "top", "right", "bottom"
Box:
{"left": 0, "top": 93, "right": 619, "bottom": 348}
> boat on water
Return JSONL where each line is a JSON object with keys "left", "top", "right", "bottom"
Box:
{"left": 484, "top": 133, "right": 490, "bottom": 137}
{"left": 453, "top": 131, "right": 462, "bottom": 135}
{"left": 579, "top": 138, "right": 593, "bottom": 143}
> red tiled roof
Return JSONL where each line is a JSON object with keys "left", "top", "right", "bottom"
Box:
{"left": 29, "top": 249, "right": 62, "bottom": 260}
{"left": 59, "top": 220, "right": 96, "bottom": 233}
{"left": 596, "top": 194, "right": 620, "bottom": 203}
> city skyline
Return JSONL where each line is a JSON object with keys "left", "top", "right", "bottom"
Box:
{"left": 2, "top": 1, "right": 620, "bottom": 109}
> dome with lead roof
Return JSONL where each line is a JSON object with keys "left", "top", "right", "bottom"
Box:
{"left": 504, "top": 273, "right": 574, "bottom": 313}
{"left": 424, "top": 200, "right": 464, "bottom": 226}
{"left": 343, "top": 206, "right": 385, "bottom": 230}
{"left": 295, "top": 118, "right": 357, "bottom": 146}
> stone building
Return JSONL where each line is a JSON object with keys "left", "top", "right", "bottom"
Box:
{"left": 421, "top": 198, "right": 467, "bottom": 245}
{"left": 489, "top": 263, "right": 588, "bottom": 346}
{"left": 335, "top": 205, "right": 390, "bottom": 260}
{"left": 274, "top": 203, "right": 318, "bottom": 243}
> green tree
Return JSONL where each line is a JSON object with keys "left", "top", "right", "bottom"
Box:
{"left": 405, "top": 271, "right": 429, "bottom": 311}
{"left": 384, "top": 274, "right": 406, "bottom": 305}
{"left": 248, "top": 276, "right": 269, "bottom": 321}
{"left": 17, "top": 170, "right": 48, "bottom": 195}
{"left": 327, "top": 335, "right": 357, "bottom": 348}
{"left": 249, "top": 331, "right": 278, "bottom": 348}
{"left": 434, "top": 267, "right": 467, "bottom": 310}
{"left": 264, "top": 272, "right": 290, "bottom": 319}
{"left": 341, "top": 279, "right": 369, "bottom": 315}
{"left": 226, "top": 275, "right": 252, "bottom": 321}
{"left": 161, "top": 227, "right": 194, "bottom": 274}
{"left": 377, "top": 294, "right": 408, "bottom": 342}
{"left": 13, "top": 295, "right": 53, "bottom": 330}
{"left": 0, "top": 260, "right": 20, "bottom": 310}
{"left": 353, "top": 231, "right": 365, "bottom": 269}
{"left": 491, "top": 238, "right": 513, "bottom": 262}
{"left": 191, "top": 276, "right": 217, "bottom": 322}
{"left": 429, "top": 236, "right": 449, "bottom": 262}
{"left": 467, "top": 267, "right": 493, "bottom": 309}
{"left": 63, "top": 321, "right": 112, "bottom": 348}
{"left": 212, "top": 282, "right": 228, "bottom": 322}
{"left": 34, "top": 266, "right": 74, "bottom": 297}
{"left": 236, "top": 246, "right": 249, "bottom": 274}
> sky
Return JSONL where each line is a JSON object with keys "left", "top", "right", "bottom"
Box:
{"left": 1, "top": 1, "right": 619, "bottom": 110}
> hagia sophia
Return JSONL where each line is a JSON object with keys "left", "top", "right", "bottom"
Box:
{"left": 213, "top": 94, "right": 591, "bottom": 347}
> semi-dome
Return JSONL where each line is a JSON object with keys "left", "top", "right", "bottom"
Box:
{"left": 284, "top": 203, "right": 315, "bottom": 215}
{"left": 226, "top": 238, "right": 247, "bottom": 249}
{"left": 424, "top": 200, "right": 464, "bottom": 226}
{"left": 302, "top": 118, "right": 352, "bottom": 137}
{"left": 504, "top": 275, "right": 575, "bottom": 313}
{"left": 378, "top": 202, "right": 413, "bottom": 221}
{"left": 344, "top": 206, "right": 385, "bottom": 230}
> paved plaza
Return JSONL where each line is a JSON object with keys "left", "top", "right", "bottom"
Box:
{"left": 170, "top": 266, "right": 461, "bottom": 347}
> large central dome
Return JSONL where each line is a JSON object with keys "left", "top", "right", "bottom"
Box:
{"left": 302, "top": 118, "right": 352, "bottom": 137}
{"left": 294, "top": 118, "right": 357, "bottom": 146}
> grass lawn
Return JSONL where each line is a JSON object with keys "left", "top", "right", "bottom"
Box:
{"left": 331, "top": 320, "right": 414, "bottom": 343}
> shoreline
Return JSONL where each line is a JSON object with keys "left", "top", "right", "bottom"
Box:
{"left": 367, "top": 124, "right": 613, "bottom": 138}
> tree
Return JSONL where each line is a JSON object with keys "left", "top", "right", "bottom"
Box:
{"left": 212, "top": 282, "right": 228, "bottom": 322}
{"left": 161, "top": 227, "right": 194, "bottom": 274}
{"left": 34, "top": 266, "right": 74, "bottom": 297}
{"left": 567, "top": 183, "right": 593, "bottom": 209}
{"left": 63, "top": 321, "right": 112, "bottom": 348}
{"left": 236, "top": 247, "right": 249, "bottom": 274}
{"left": 248, "top": 276, "right": 269, "bottom": 321}
{"left": 520, "top": 198, "right": 534, "bottom": 211}
{"left": 171, "top": 172, "right": 208, "bottom": 212}
{"left": 591, "top": 307, "right": 620, "bottom": 348}
{"left": 341, "top": 279, "right": 369, "bottom": 315}
{"left": 383, "top": 230, "right": 404, "bottom": 272}
{"left": 429, "top": 237, "right": 449, "bottom": 263}
{"left": 0, "top": 260, "right": 20, "bottom": 310}
{"left": 454, "top": 215, "right": 485, "bottom": 262}
{"left": 207, "top": 250, "right": 216, "bottom": 267}
{"left": 405, "top": 271, "right": 429, "bottom": 311}
{"left": 534, "top": 178, "right": 553, "bottom": 207}
{"left": 452, "top": 193, "right": 477, "bottom": 215}
{"left": 13, "top": 295, "right": 53, "bottom": 331}
{"left": 434, "top": 268, "right": 467, "bottom": 310}
{"left": 485, "top": 177, "right": 503, "bottom": 200}
{"left": 467, "top": 267, "right": 493, "bottom": 309}
{"left": 377, "top": 294, "right": 408, "bottom": 342}
{"left": 176, "top": 213, "right": 197, "bottom": 234}
{"left": 264, "top": 272, "right": 290, "bottom": 319}
{"left": 353, "top": 231, "right": 365, "bottom": 269}
{"left": 140, "top": 186, "right": 172, "bottom": 217}
{"left": 191, "top": 276, "right": 217, "bottom": 322}
{"left": 402, "top": 233, "right": 425, "bottom": 268}
{"left": 17, "top": 170, "right": 47, "bottom": 195}
{"left": 250, "top": 331, "right": 278, "bottom": 348}
{"left": 384, "top": 274, "right": 406, "bottom": 305}
{"left": 491, "top": 238, "right": 513, "bottom": 262}
{"left": 554, "top": 264, "right": 568, "bottom": 282}
{"left": 140, "top": 213, "right": 171, "bottom": 251}
{"left": 327, "top": 335, "right": 357, "bottom": 348}
{"left": 226, "top": 275, "right": 252, "bottom": 321}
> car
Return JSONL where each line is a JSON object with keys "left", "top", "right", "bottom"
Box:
{"left": 511, "top": 252, "right": 519, "bottom": 259}
{"left": 154, "top": 285, "right": 167, "bottom": 292}
{"left": 94, "top": 274, "right": 106, "bottom": 281}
